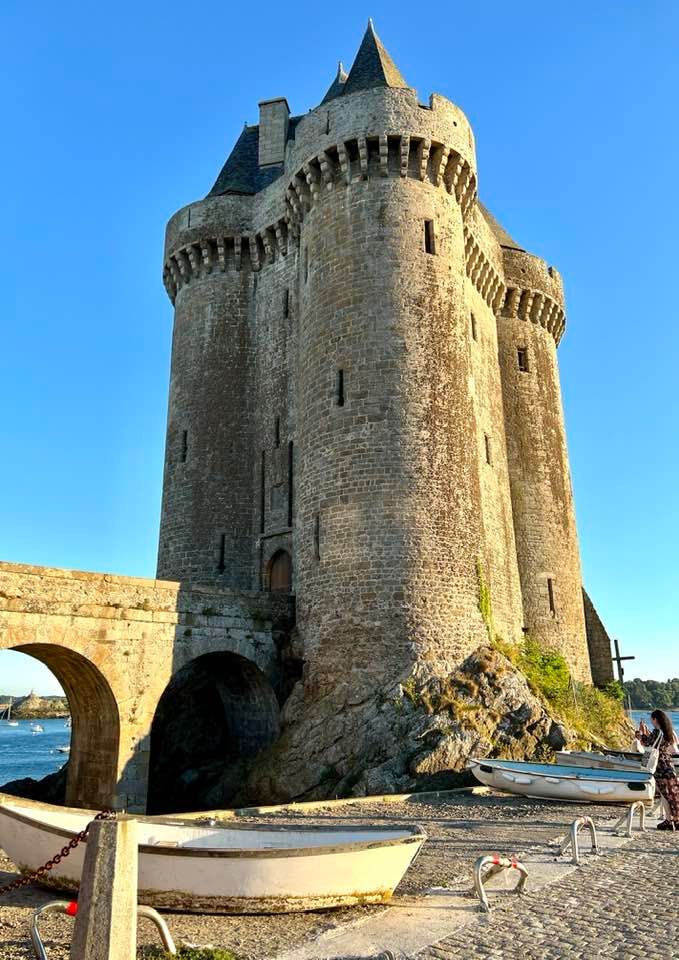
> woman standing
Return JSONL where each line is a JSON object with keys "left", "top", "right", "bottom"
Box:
{"left": 637, "top": 710, "right": 679, "bottom": 830}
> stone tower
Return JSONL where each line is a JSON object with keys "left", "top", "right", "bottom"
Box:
{"left": 158, "top": 22, "right": 592, "bottom": 787}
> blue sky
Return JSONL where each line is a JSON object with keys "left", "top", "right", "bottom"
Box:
{"left": 0, "top": 0, "right": 677, "bottom": 695}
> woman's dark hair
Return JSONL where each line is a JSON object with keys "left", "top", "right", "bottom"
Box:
{"left": 651, "top": 709, "right": 676, "bottom": 745}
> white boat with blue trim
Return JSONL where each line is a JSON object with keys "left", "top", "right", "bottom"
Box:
{"left": 0, "top": 793, "right": 426, "bottom": 914}
{"left": 468, "top": 758, "right": 655, "bottom": 803}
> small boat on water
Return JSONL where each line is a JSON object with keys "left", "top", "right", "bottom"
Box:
{"left": 56, "top": 745, "right": 70, "bottom": 754}
{"left": 31, "top": 723, "right": 45, "bottom": 734}
{"left": 1, "top": 698, "right": 19, "bottom": 727}
{"left": 0, "top": 794, "right": 426, "bottom": 914}
{"left": 468, "top": 758, "right": 655, "bottom": 803}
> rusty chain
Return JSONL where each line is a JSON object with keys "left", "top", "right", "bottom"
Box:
{"left": 0, "top": 809, "right": 116, "bottom": 897}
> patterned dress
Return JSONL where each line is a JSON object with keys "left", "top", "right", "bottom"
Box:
{"left": 642, "top": 731, "right": 679, "bottom": 821}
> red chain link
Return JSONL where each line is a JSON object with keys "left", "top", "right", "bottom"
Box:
{"left": 0, "top": 809, "right": 116, "bottom": 897}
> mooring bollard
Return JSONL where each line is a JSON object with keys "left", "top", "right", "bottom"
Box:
{"left": 558, "top": 816, "right": 599, "bottom": 866}
{"left": 473, "top": 854, "right": 528, "bottom": 913}
{"left": 69, "top": 817, "right": 138, "bottom": 960}
{"left": 613, "top": 801, "right": 646, "bottom": 838}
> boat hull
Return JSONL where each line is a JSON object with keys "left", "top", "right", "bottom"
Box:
{"left": 0, "top": 795, "right": 425, "bottom": 914}
{"left": 468, "top": 759, "right": 655, "bottom": 803}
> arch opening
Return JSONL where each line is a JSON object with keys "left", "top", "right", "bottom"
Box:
{"left": 1, "top": 644, "right": 120, "bottom": 809}
{"left": 268, "top": 549, "right": 292, "bottom": 593}
{"left": 147, "top": 651, "right": 280, "bottom": 814}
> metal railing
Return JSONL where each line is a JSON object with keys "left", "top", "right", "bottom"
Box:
{"left": 30, "top": 900, "right": 177, "bottom": 959}
{"left": 558, "top": 816, "right": 599, "bottom": 866}
{"left": 473, "top": 854, "right": 528, "bottom": 913}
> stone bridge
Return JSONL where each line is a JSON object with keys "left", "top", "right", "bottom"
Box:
{"left": 0, "top": 562, "right": 293, "bottom": 812}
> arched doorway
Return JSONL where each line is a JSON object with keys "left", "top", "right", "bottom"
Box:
{"left": 268, "top": 549, "right": 292, "bottom": 593}
{"left": 147, "top": 652, "right": 280, "bottom": 814}
{"left": 5, "top": 644, "right": 120, "bottom": 809}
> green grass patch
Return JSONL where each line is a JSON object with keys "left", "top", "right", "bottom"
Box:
{"left": 493, "top": 636, "right": 630, "bottom": 748}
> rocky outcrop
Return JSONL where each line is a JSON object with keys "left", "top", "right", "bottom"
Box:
{"left": 0, "top": 762, "right": 68, "bottom": 804}
{"left": 245, "top": 645, "right": 577, "bottom": 804}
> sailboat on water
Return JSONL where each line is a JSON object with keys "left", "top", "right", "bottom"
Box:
{"left": 1, "top": 698, "right": 19, "bottom": 727}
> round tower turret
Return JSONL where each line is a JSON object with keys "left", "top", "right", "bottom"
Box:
{"left": 496, "top": 247, "right": 590, "bottom": 680}
{"left": 286, "top": 73, "right": 488, "bottom": 697}
{"left": 157, "top": 195, "right": 255, "bottom": 587}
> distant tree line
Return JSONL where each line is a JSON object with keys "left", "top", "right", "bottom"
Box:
{"left": 624, "top": 678, "right": 679, "bottom": 709}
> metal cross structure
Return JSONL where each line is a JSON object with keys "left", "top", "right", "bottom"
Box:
{"left": 612, "top": 636, "right": 635, "bottom": 683}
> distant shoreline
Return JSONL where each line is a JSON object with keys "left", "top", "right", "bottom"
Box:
{"left": 0, "top": 694, "right": 69, "bottom": 721}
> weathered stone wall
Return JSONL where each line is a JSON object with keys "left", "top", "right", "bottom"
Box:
{"left": 251, "top": 244, "right": 298, "bottom": 588}
{"left": 295, "top": 168, "right": 492, "bottom": 704}
{"left": 583, "top": 589, "right": 615, "bottom": 685}
{"left": 0, "top": 562, "right": 290, "bottom": 811}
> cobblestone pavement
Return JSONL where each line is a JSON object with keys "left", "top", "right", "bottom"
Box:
{"left": 419, "top": 827, "right": 679, "bottom": 960}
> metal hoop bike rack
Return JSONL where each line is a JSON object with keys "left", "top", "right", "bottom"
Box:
{"left": 29, "top": 900, "right": 177, "bottom": 959}
{"left": 473, "top": 854, "right": 528, "bottom": 913}
{"left": 613, "top": 800, "right": 647, "bottom": 837}
{"left": 558, "top": 816, "right": 599, "bottom": 866}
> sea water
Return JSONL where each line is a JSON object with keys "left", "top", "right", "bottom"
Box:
{"left": 629, "top": 710, "right": 679, "bottom": 735}
{"left": 0, "top": 718, "right": 71, "bottom": 787}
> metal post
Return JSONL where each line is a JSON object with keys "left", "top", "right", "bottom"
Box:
{"left": 558, "top": 816, "right": 599, "bottom": 866}
{"left": 473, "top": 854, "right": 528, "bottom": 913}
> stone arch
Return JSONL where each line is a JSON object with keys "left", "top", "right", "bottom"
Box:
{"left": 267, "top": 548, "right": 292, "bottom": 593}
{"left": 146, "top": 651, "right": 280, "bottom": 814}
{"left": 7, "top": 643, "right": 120, "bottom": 809}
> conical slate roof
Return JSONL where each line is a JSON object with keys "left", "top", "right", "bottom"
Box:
{"left": 321, "top": 62, "right": 348, "bottom": 104}
{"left": 478, "top": 202, "right": 525, "bottom": 252}
{"left": 207, "top": 23, "right": 409, "bottom": 197}
{"left": 342, "top": 20, "right": 409, "bottom": 96}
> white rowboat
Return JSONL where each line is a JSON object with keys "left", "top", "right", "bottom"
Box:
{"left": 0, "top": 794, "right": 426, "bottom": 914}
{"left": 468, "top": 759, "right": 655, "bottom": 803}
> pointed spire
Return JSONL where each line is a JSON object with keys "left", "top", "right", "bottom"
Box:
{"left": 342, "top": 20, "right": 408, "bottom": 96}
{"left": 321, "top": 61, "right": 348, "bottom": 104}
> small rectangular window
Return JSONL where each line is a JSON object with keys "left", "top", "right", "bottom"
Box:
{"left": 484, "top": 433, "right": 492, "bottom": 465}
{"left": 283, "top": 288, "right": 290, "bottom": 318}
{"left": 471, "top": 313, "right": 478, "bottom": 342}
{"left": 260, "top": 451, "right": 266, "bottom": 534}
{"left": 517, "top": 347, "right": 529, "bottom": 372}
{"left": 274, "top": 416, "right": 281, "bottom": 447}
{"left": 424, "top": 219, "right": 436, "bottom": 255}
{"left": 547, "top": 577, "right": 556, "bottom": 615}
{"left": 314, "top": 513, "right": 321, "bottom": 560}
{"left": 337, "top": 369, "right": 345, "bottom": 407}
{"left": 217, "top": 533, "right": 226, "bottom": 573}
{"left": 180, "top": 430, "right": 188, "bottom": 463}
{"left": 287, "top": 440, "right": 294, "bottom": 527}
